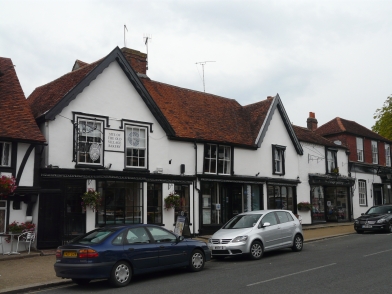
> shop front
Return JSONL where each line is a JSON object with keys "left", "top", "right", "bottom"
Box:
{"left": 309, "top": 174, "right": 355, "bottom": 223}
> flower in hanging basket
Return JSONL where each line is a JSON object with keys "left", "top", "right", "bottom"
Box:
{"left": 0, "top": 175, "right": 17, "bottom": 199}
{"left": 297, "top": 201, "right": 312, "bottom": 211}
{"left": 164, "top": 192, "right": 180, "bottom": 210}
{"left": 81, "top": 188, "right": 101, "bottom": 212}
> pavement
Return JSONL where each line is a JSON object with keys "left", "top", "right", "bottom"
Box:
{"left": 0, "top": 222, "right": 356, "bottom": 293}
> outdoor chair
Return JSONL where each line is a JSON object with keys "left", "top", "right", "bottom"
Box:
{"left": 16, "top": 232, "right": 35, "bottom": 254}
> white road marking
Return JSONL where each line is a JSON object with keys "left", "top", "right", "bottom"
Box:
{"left": 247, "top": 263, "right": 337, "bottom": 287}
{"left": 363, "top": 248, "right": 392, "bottom": 257}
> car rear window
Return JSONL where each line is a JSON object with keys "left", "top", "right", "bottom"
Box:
{"left": 222, "top": 214, "right": 262, "bottom": 229}
{"left": 70, "top": 229, "right": 117, "bottom": 245}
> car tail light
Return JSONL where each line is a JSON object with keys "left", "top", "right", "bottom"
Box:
{"left": 56, "top": 249, "right": 62, "bottom": 258}
{"left": 78, "top": 249, "right": 99, "bottom": 258}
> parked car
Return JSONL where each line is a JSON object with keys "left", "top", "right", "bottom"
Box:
{"left": 354, "top": 204, "right": 392, "bottom": 234}
{"left": 54, "top": 224, "right": 211, "bottom": 287}
{"left": 208, "top": 210, "right": 303, "bottom": 260}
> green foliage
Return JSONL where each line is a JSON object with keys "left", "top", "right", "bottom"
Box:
{"left": 81, "top": 189, "right": 101, "bottom": 212}
{"left": 164, "top": 192, "right": 180, "bottom": 210}
{"left": 373, "top": 95, "right": 392, "bottom": 140}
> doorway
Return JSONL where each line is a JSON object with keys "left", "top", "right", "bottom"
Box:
{"left": 221, "top": 183, "right": 243, "bottom": 224}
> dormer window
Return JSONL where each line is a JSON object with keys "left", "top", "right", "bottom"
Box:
{"left": 326, "top": 149, "right": 337, "bottom": 173}
{"left": 0, "top": 142, "right": 11, "bottom": 167}
{"left": 272, "top": 145, "right": 286, "bottom": 175}
{"left": 75, "top": 118, "right": 103, "bottom": 166}
{"left": 203, "top": 144, "right": 231, "bottom": 175}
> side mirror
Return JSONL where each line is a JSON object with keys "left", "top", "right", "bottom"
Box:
{"left": 361, "top": 213, "right": 364, "bottom": 215}
{"left": 259, "top": 222, "right": 271, "bottom": 228}
{"left": 177, "top": 236, "right": 185, "bottom": 243}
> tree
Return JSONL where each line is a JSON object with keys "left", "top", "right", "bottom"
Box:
{"left": 373, "top": 95, "right": 392, "bottom": 140}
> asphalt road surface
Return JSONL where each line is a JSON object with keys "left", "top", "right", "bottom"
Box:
{"left": 31, "top": 233, "right": 392, "bottom": 294}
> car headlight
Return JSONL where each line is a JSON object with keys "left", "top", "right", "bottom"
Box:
{"left": 232, "top": 235, "right": 248, "bottom": 243}
{"left": 377, "top": 218, "right": 386, "bottom": 224}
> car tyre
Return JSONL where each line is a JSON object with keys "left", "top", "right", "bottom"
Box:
{"left": 189, "top": 249, "right": 205, "bottom": 272}
{"left": 355, "top": 229, "right": 364, "bottom": 234}
{"left": 249, "top": 241, "right": 263, "bottom": 260}
{"left": 386, "top": 224, "right": 392, "bottom": 233}
{"left": 292, "top": 234, "right": 303, "bottom": 252}
{"left": 72, "top": 279, "right": 91, "bottom": 286}
{"left": 109, "top": 261, "right": 132, "bottom": 287}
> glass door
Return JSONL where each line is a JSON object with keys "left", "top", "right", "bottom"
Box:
{"left": 311, "top": 186, "right": 325, "bottom": 223}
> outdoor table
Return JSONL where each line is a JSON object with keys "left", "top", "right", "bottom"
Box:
{"left": 0, "top": 232, "right": 21, "bottom": 255}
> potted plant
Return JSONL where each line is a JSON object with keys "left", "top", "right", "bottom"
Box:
{"left": 298, "top": 201, "right": 312, "bottom": 211}
{"left": 164, "top": 192, "right": 180, "bottom": 210}
{"left": 0, "top": 175, "right": 17, "bottom": 199}
{"left": 81, "top": 188, "right": 101, "bottom": 212}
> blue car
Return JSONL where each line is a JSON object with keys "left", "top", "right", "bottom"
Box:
{"left": 54, "top": 224, "right": 211, "bottom": 287}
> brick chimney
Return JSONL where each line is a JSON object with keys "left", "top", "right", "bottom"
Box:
{"left": 307, "top": 112, "right": 318, "bottom": 131}
{"left": 121, "top": 47, "right": 148, "bottom": 75}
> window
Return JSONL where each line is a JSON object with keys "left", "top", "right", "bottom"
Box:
{"left": 358, "top": 180, "right": 367, "bottom": 206}
{"left": 272, "top": 145, "right": 286, "bottom": 175}
{"left": 126, "top": 126, "right": 147, "bottom": 168}
{"left": 125, "top": 227, "right": 151, "bottom": 244}
{"left": 174, "top": 184, "right": 190, "bottom": 221}
{"left": 356, "top": 137, "right": 363, "bottom": 162}
{"left": 0, "top": 142, "right": 11, "bottom": 166}
{"left": 147, "top": 183, "right": 162, "bottom": 224}
{"left": 262, "top": 212, "right": 278, "bottom": 226}
{"left": 326, "top": 149, "right": 337, "bottom": 173}
{"left": 147, "top": 226, "right": 176, "bottom": 243}
{"left": 0, "top": 201, "right": 6, "bottom": 233}
{"left": 371, "top": 141, "right": 378, "bottom": 164}
{"left": 267, "top": 185, "right": 294, "bottom": 211}
{"left": 203, "top": 144, "right": 231, "bottom": 174}
{"left": 386, "top": 144, "right": 391, "bottom": 167}
{"left": 76, "top": 119, "right": 103, "bottom": 165}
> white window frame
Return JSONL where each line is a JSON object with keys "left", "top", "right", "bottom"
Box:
{"left": 358, "top": 180, "right": 367, "bottom": 206}
{"left": 272, "top": 145, "right": 286, "bottom": 175}
{"left": 327, "top": 149, "right": 337, "bottom": 173}
{"left": 76, "top": 119, "right": 103, "bottom": 165}
{"left": 385, "top": 143, "right": 391, "bottom": 167}
{"left": 217, "top": 146, "right": 231, "bottom": 175}
{"left": 0, "top": 142, "right": 11, "bottom": 167}
{"left": 356, "top": 137, "right": 363, "bottom": 162}
{"left": 371, "top": 140, "right": 378, "bottom": 164}
{"left": 125, "top": 126, "right": 147, "bottom": 169}
{"left": 203, "top": 144, "right": 231, "bottom": 175}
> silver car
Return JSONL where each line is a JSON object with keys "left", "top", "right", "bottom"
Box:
{"left": 208, "top": 210, "right": 303, "bottom": 260}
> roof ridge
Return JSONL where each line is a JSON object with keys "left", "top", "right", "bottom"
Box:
{"left": 336, "top": 117, "right": 346, "bottom": 132}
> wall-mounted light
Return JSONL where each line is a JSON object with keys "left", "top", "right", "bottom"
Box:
{"left": 169, "top": 159, "right": 172, "bottom": 164}
{"left": 255, "top": 172, "right": 260, "bottom": 177}
{"left": 106, "top": 163, "right": 112, "bottom": 170}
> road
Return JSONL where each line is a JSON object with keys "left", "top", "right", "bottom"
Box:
{"left": 31, "top": 233, "right": 392, "bottom": 294}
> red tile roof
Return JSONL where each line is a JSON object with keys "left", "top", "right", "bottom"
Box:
{"left": 0, "top": 57, "right": 46, "bottom": 143}
{"left": 293, "top": 125, "right": 346, "bottom": 148}
{"left": 315, "top": 117, "right": 392, "bottom": 143}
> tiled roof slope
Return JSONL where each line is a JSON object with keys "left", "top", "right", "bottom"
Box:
{"left": 141, "top": 79, "right": 272, "bottom": 146}
{"left": 315, "top": 117, "right": 392, "bottom": 143}
{"left": 27, "top": 60, "right": 100, "bottom": 118}
{"left": 0, "top": 57, "right": 46, "bottom": 142}
{"left": 293, "top": 125, "right": 346, "bottom": 148}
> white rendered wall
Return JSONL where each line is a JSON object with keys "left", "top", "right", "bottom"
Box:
{"left": 15, "top": 143, "right": 35, "bottom": 187}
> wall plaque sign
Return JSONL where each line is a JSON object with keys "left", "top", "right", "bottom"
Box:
{"left": 105, "top": 129, "right": 124, "bottom": 152}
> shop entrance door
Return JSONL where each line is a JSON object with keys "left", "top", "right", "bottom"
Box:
{"left": 221, "top": 184, "right": 243, "bottom": 224}
{"left": 373, "top": 185, "right": 383, "bottom": 205}
{"left": 325, "top": 187, "right": 349, "bottom": 222}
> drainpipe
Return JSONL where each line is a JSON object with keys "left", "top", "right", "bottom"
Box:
{"left": 194, "top": 142, "right": 199, "bottom": 237}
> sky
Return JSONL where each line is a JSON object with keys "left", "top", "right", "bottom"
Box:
{"left": 1, "top": 0, "right": 392, "bottom": 130}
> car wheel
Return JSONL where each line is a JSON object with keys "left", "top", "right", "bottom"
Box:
{"left": 72, "top": 279, "right": 91, "bottom": 286}
{"left": 188, "top": 249, "right": 205, "bottom": 272}
{"left": 109, "top": 261, "right": 132, "bottom": 287}
{"left": 249, "top": 241, "right": 263, "bottom": 260}
{"left": 355, "top": 229, "right": 364, "bottom": 234}
{"left": 386, "top": 224, "right": 392, "bottom": 233}
{"left": 291, "top": 234, "right": 303, "bottom": 252}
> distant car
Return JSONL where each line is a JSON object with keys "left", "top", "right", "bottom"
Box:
{"left": 54, "top": 224, "right": 211, "bottom": 287}
{"left": 354, "top": 204, "right": 392, "bottom": 234}
{"left": 208, "top": 210, "right": 303, "bottom": 260}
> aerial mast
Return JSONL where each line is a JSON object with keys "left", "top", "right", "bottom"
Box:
{"left": 196, "top": 61, "right": 215, "bottom": 92}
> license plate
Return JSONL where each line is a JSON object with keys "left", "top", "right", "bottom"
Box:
{"left": 63, "top": 251, "right": 77, "bottom": 258}
{"left": 214, "top": 246, "right": 225, "bottom": 250}
{"left": 363, "top": 224, "right": 372, "bottom": 228}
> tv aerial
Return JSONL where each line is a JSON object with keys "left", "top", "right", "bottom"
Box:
{"left": 196, "top": 61, "right": 215, "bottom": 92}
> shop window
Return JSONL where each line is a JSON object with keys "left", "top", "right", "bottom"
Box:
{"left": 371, "top": 141, "right": 378, "bottom": 164}
{"left": 126, "top": 126, "right": 147, "bottom": 169}
{"left": 358, "top": 180, "right": 367, "bottom": 206}
{"left": 272, "top": 145, "right": 286, "bottom": 175}
{"left": 386, "top": 144, "right": 391, "bottom": 167}
{"left": 174, "top": 185, "right": 190, "bottom": 221}
{"left": 0, "top": 201, "right": 6, "bottom": 233}
{"left": 147, "top": 183, "right": 162, "bottom": 224}
{"left": 0, "top": 142, "right": 11, "bottom": 166}
{"left": 97, "top": 181, "right": 143, "bottom": 225}
{"left": 356, "top": 137, "right": 363, "bottom": 162}
{"left": 326, "top": 149, "right": 338, "bottom": 173}
{"left": 75, "top": 118, "right": 103, "bottom": 165}
{"left": 203, "top": 144, "right": 231, "bottom": 175}
{"left": 267, "top": 185, "right": 294, "bottom": 211}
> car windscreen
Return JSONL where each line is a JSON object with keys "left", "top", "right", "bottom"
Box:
{"left": 222, "top": 214, "right": 263, "bottom": 229}
{"left": 366, "top": 206, "right": 392, "bottom": 215}
{"left": 69, "top": 228, "right": 118, "bottom": 245}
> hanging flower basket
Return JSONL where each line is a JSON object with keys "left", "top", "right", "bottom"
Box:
{"left": 0, "top": 175, "right": 17, "bottom": 199}
{"left": 81, "top": 189, "right": 101, "bottom": 212}
{"left": 164, "top": 192, "right": 180, "bottom": 210}
{"left": 298, "top": 202, "right": 312, "bottom": 211}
